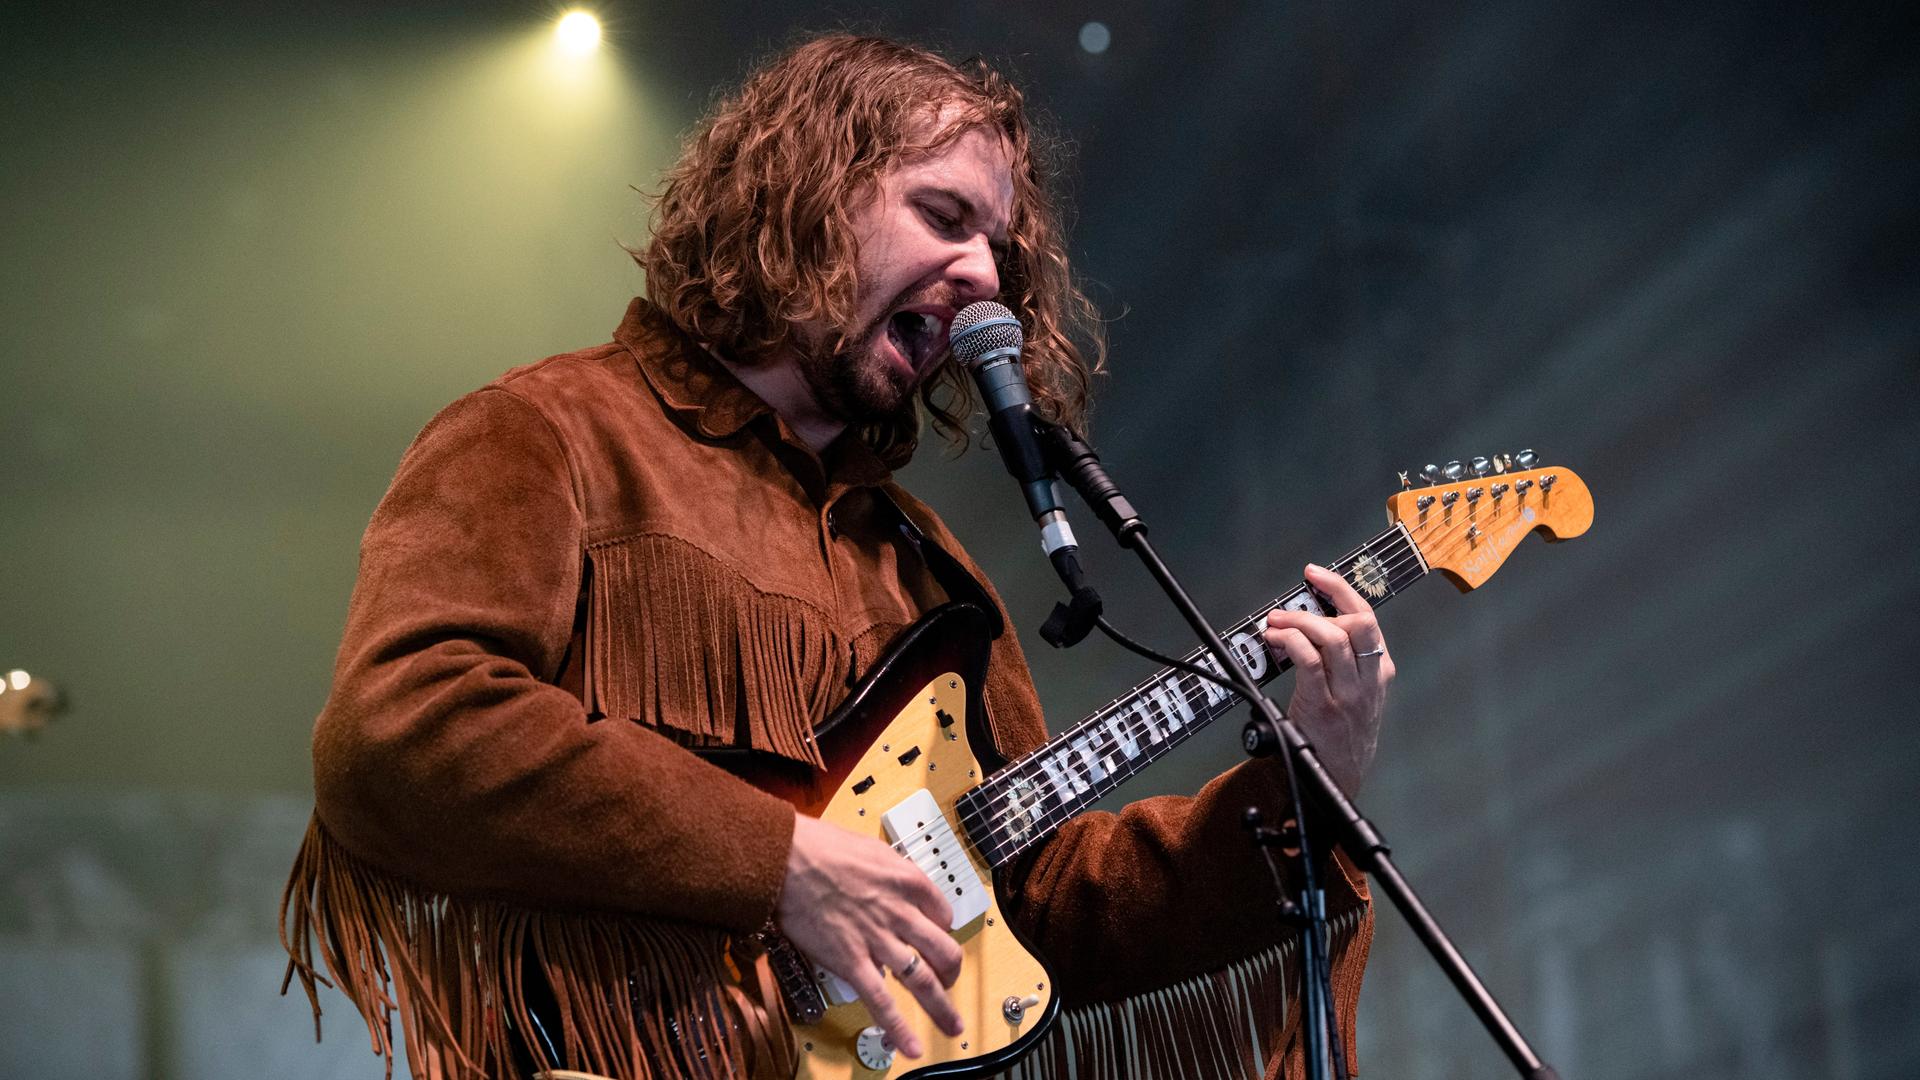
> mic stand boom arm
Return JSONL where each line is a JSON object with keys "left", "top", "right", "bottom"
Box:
{"left": 1037, "top": 419, "right": 1565, "bottom": 1080}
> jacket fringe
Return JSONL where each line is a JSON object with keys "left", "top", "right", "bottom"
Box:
{"left": 585, "top": 535, "right": 835, "bottom": 768}
{"left": 279, "top": 815, "right": 785, "bottom": 1080}
{"left": 996, "top": 904, "right": 1371, "bottom": 1080}
{"left": 282, "top": 813, "right": 1366, "bottom": 1080}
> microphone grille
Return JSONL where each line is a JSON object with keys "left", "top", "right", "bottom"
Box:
{"left": 949, "top": 301, "right": 1024, "bottom": 365}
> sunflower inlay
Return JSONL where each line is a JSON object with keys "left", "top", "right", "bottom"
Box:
{"left": 1349, "top": 553, "right": 1390, "bottom": 600}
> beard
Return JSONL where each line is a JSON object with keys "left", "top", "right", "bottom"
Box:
{"left": 794, "top": 308, "right": 921, "bottom": 426}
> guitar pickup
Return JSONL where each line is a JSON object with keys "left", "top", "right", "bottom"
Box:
{"left": 882, "top": 789, "right": 990, "bottom": 930}
{"left": 897, "top": 745, "right": 922, "bottom": 766}
{"left": 852, "top": 775, "right": 876, "bottom": 796}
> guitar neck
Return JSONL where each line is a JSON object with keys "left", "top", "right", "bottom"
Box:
{"left": 957, "top": 523, "right": 1428, "bottom": 871}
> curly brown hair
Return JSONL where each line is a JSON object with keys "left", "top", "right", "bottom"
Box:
{"left": 636, "top": 33, "right": 1105, "bottom": 458}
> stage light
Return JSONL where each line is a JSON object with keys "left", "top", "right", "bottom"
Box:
{"left": 1079, "top": 21, "right": 1111, "bottom": 55}
{"left": 555, "top": 10, "right": 601, "bottom": 56}
{"left": 7, "top": 670, "right": 29, "bottom": 691}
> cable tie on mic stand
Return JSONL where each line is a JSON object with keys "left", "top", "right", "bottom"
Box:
{"left": 1039, "top": 549, "right": 1104, "bottom": 648}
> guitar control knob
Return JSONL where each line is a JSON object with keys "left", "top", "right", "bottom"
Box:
{"left": 1470, "top": 456, "right": 1491, "bottom": 477}
{"left": 1515, "top": 448, "right": 1539, "bottom": 470}
{"left": 1442, "top": 460, "right": 1466, "bottom": 482}
{"left": 855, "top": 1026, "right": 895, "bottom": 1071}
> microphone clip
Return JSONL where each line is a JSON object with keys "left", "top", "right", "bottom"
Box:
{"left": 1039, "top": 579, "right": 1104, "bottom": 648}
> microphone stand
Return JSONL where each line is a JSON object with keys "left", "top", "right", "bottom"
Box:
{"left": 1035, "top": 419, "right": 1564, "bottom": 1080}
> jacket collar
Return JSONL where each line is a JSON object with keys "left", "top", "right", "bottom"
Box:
{"left": 614, "top": 297, "right": 772, "bottom": 440}
{"left": 613, "top": 297, "right": 896, "bottom": 488}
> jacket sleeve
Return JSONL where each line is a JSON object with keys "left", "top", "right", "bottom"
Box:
{"left": 310, "top": 387, "right": 795, "bottom": 933}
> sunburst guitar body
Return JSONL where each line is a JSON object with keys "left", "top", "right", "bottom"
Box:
{"left": 719, "top": 604, "right": 1056, "bottom": 1079}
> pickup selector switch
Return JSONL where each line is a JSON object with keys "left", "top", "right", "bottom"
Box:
{"left": 1004, "top": 993, "right": 1043, "bottom": 1024}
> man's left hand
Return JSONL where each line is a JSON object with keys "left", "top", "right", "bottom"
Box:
{"left": 1262, "top": 563, "right": 1393, "bottom": 795}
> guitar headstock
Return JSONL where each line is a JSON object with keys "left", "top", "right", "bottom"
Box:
{"left": 1388, "top": 452, "right": 1593, "bottom": 591}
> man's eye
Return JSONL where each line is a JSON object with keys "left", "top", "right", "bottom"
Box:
{"left": 923, "top": 206, "right": 960, "bottom": 232}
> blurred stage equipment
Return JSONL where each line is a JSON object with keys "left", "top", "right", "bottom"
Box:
{"left": 0, "top": 669, "right": 68, "bottom": 737}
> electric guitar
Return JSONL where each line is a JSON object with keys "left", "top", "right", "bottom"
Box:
{"left": 721, "top": 455, "right": 1594, "bottom": 1079}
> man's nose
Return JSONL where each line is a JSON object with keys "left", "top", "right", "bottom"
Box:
{"left": 949, "top": 234, "right": 1001, "bottom": 306}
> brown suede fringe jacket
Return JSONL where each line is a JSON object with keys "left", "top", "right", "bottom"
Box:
{"left": 281, "top": 298, "right": 1373, "bottom": 1080}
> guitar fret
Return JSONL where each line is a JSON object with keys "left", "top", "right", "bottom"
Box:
{"left": 959, "top": 524, "right": 1429, "bottom": 869}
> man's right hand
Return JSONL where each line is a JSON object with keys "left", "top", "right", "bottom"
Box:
{"left": 775, "top": 814, "right": 966, "bottom": 1059}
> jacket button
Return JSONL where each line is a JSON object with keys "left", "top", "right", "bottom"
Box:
{"left": 825, "top": 510, "right": 839, "bottom": 538}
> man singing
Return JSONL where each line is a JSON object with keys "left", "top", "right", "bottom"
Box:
{"left": 282, "top": 33, "right": 1389, "bottom": 1080}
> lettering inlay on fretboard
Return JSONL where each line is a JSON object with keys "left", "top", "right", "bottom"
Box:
{"left": 953, "top": 524, "right": 1428, "bottom": 870}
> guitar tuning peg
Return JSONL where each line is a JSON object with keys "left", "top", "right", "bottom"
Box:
{"left": 1420, "top": 464, "right": 1441, "bottom": 486}
{"left": 1493, "top": 454, "right": 1511, "bottom": 473}
{"left": 1398, "top": 470, "right": 1412, "bottom": 490}
{"left": 1441, "top": 460, "right": 1466, "bottom": 482}
{"left": 1515, "top": 448, "right": 1538, "bottom": 470}
{"left": 1470, "top": 456, "right": 1492, "bottom": 477}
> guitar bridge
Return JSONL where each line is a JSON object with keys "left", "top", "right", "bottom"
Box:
{"left": 749, "top": 925, "right": 828, "bottom": 1025}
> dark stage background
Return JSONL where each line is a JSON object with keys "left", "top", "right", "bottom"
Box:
{"left": 2, "top": 2, "right": 1916, "bottom": 1077}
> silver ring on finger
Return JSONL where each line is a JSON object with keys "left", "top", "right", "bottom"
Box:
{"left": 898, "top": 953, "right": 921, "bottom": 979}
{"left": 1354, "top": 648, "right": 1385, "bottom": 659}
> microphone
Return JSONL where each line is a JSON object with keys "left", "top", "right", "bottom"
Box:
{"left": 948, "top": 302, "right": 1080, "bottom": 566}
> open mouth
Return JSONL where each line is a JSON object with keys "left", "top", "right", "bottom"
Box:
{"left": 885, "top": 310, "right": 947, "bottom": 374}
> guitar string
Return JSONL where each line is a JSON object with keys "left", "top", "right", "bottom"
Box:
{"left": 973, "top": 495, "right": 1557, "bottom": 865}
{"left": 961, "top": 503, "right": 1527, "bottom": 860}
{"left": 895, "top": 528, "right": 1429, "bottom": 868}
{"left": 948, "top": 495, "right": 1548, "bottom": 863}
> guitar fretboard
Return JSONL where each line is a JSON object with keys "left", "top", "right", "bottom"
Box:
{"left": 954, "top": 523, "right": 1427, "bottom": 870}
